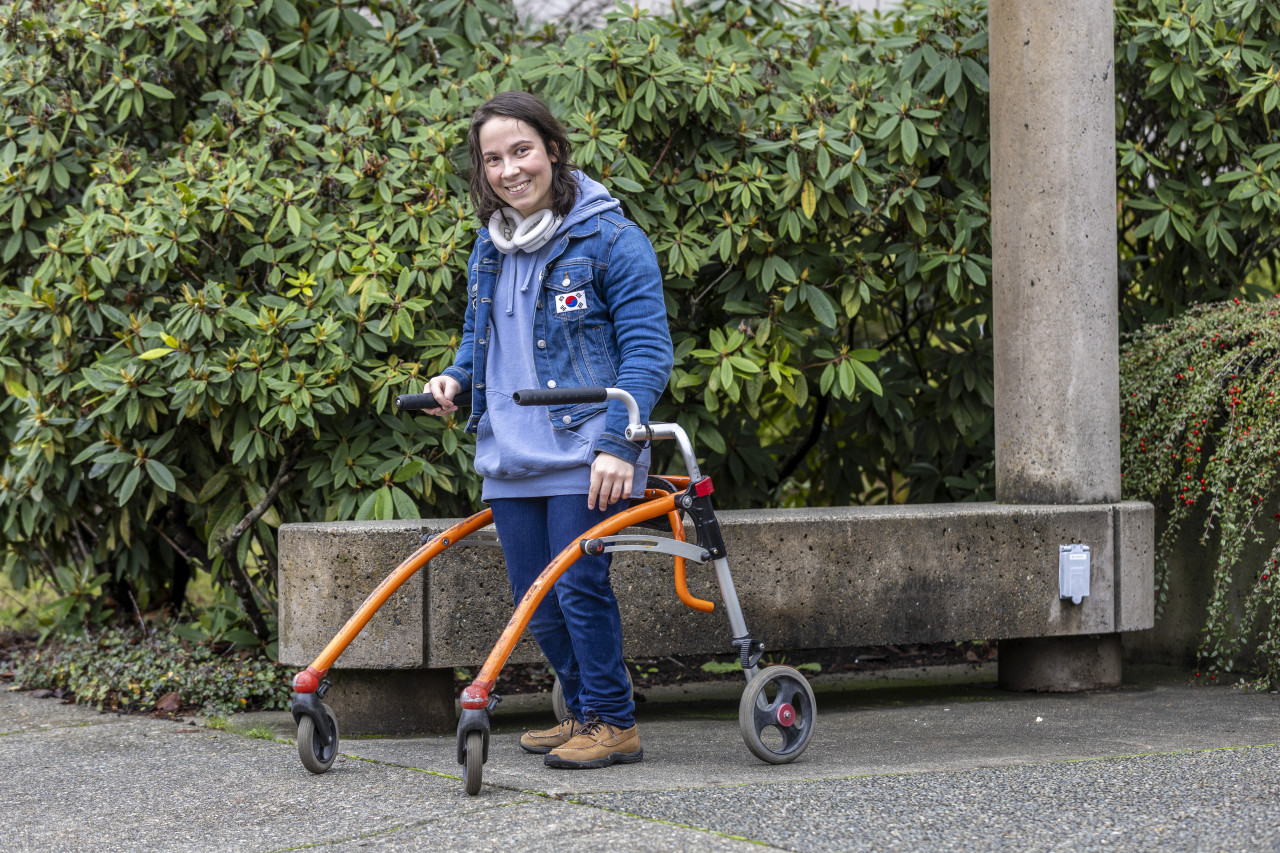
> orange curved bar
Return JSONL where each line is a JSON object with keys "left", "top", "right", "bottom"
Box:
{"left": 671, "top": 508, "right": 714, "bottom": 613}
{"left": 469, "top": 493, "right": 679, "bottom": 692}
{"left": 307, "top": 508, "right": 495, "bottom": 675}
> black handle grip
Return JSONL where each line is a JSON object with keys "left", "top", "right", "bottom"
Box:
{"left": 395, "top": 390, "right": 473, "bottom": 411}
{"left": 512, "top": 387, "right": 608, "bottom": 407}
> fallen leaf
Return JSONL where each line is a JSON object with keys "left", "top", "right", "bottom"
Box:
{"left": 156, "top": 691, "right": 182, "bottom": 712}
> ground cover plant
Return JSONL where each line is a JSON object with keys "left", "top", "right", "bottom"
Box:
{"left": 0, "top": 0, "right": 1278, "bottom": 681}
{"left": 9, "top": 624, "right": 291, "bottom": 714}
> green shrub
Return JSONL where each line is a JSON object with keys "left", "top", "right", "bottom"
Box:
{"left": 1121, "top": 298, "right": 1280, "bottom": 685}
{"left": 1, "top": 0, "right": 1278, "bottom": 645}
{"left": 13, "top": 626, "right": 291, "bottom": 714}
{"left": 1115, "top": 0, "right": 1280, "bottom": 323}
{"left": 0, "top": 0, "right": 1001, "bottom": 639}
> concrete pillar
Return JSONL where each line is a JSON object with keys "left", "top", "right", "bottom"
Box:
{"left": 990, "top": 0, "right": 1122, "bottom": 690}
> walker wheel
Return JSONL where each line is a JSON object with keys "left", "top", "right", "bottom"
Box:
{"left": 297, "top": 703, "right": 339, "bottom": 774}
{"left": 551, "top": 666, "right": 634, "bottom": 721}
{"left": 463, "top": 730, "right": 484, "bottom": 796}
{"left": 737, "top": 666, "right": 816, "bottom": 764}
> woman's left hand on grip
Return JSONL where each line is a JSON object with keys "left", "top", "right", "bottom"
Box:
{"left": 589, "top": 452, "right": 634, "bottom": 511}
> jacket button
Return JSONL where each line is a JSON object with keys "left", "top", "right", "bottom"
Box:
{"left": 562, "top": 415, "right": 572, "bottom": 425}
{"left": 537, "top": 340, "right": 546, "bottom": 349}
{"left": 478, "top": 338, "right": 485, "bottom": 345}
{"left": 547, "top": 380, "right": 557, "bottom": 389}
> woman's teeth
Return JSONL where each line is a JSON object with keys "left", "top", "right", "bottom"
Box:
{"left": 507, "top": 180, "right": 530, "bottom": 193}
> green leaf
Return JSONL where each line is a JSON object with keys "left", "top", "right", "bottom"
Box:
{"left": 145, "top": 459, "right": 176, "bottom": 492}
{"left": 807, "top": 288, "right": 839, "bottom": 328}
{"left": 119, "top": 467, "right": 142, "bottom": 504}
{"left": 374, "top": 488, "right": 393, "bottom": 520}
{"left": 178, "top": 17, "right": 208, "bottom": 42}
{"left": 850, "top": 360, "right": 883, "bottom": 396}
{"left": 900, "top": 120, "right": 919, "bottom": 161}
{"left": 140, "top": 82, "right": 174, "bottom": 99}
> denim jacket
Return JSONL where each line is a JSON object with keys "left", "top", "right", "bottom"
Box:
{"left": 442, "top": 210, "right": 673, "bottom": 465}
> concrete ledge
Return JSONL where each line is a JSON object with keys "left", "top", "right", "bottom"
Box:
{"left": 280, "top": 501, "right": 1155, "bottom": 670}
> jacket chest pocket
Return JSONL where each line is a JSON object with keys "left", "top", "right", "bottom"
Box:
{"left": 544, "top": 264, "right": 597, "bottom": 322}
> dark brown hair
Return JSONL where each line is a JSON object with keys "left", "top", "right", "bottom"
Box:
{"left": 466, "top": 91, "right": 579, "bottom": 223}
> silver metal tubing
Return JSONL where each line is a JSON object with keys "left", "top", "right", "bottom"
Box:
{"left": 645, "top": 423, "right": 702, "bottom": 481}
{"left": 605, "top": 387, "right": 642, "bottom": 429}
{"left": 606, "top": 386, "right": 701, "bottom": 480}
{"left": 712, "top": 557, "right": 749, "bottom": 638}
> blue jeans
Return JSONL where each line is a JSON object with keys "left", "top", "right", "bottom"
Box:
{"left": 489, "top": 495, "right": 635, "bottom": 728}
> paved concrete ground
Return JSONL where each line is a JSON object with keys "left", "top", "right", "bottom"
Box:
{"left": 2, "top": 664, "right": 1277, "bottom": 852}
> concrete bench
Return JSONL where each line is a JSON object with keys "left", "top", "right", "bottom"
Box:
{"left": 279, "top": 501, "right": 1154, "bottom": 734}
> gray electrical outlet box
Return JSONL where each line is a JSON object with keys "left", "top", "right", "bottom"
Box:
{"left": 1059, "top": 544, "right": 1090, "bottom": 605}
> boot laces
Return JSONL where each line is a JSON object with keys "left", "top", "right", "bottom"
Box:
{"left": 578, "top": 714, "right": 611, "bottom": 737}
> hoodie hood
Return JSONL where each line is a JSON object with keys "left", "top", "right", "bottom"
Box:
{"left": 558, "top": 171, "right": 621, "bottom": 234}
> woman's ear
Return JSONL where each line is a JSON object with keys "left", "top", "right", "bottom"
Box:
{"left": 548, "top": 141, "right": 559, "bottom": 164}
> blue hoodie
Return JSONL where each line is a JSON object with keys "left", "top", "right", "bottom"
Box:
{"left": 476, "top": 173, "right": 651, "bottom": 500}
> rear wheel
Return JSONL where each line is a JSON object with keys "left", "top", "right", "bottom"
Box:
{"left": 738, "top": 666, "right": 816, "bottom": 764}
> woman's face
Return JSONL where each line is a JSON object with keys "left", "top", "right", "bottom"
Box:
{"left": 478, "top": 116, "right": 557, "bottom": 217}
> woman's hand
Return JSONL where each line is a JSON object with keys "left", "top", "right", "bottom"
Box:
{"left": 424, "top": 375, "right": 463, "bottom": 415}
{"left": 589, "top": 452, "right": 634, "bottom": 511}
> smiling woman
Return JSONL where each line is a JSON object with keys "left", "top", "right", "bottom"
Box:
{"left": 422, "top": 90, "right": 673, "bottom": 771}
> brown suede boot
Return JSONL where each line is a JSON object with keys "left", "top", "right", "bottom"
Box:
{"left": 544, "top": 718, "right": 642, "bottom": 769}
{"left": 519, "top": 716, "right": 579, "bottom": 754}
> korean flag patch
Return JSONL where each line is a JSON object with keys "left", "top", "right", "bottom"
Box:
{"left": 555, "top": 290, "right": 588, "bottom": 313}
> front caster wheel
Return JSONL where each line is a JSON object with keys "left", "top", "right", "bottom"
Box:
{"left": 738, "top": 666, "right": 816, "bottom": 764}
{"left": 297, "top": 703, "right": 339, "bottom": 774}
{"left": 463, "top": 730, "right": 484, "bottom": 796}
{"left": 551, "top": 666, "right": 634, "bottom": 721}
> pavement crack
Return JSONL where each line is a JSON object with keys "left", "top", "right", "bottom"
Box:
{"left": 560, "top": 797, "right": 783, "bottom": 849}
{"left": 258, "top": 798, "right": 542, "bottom": 852}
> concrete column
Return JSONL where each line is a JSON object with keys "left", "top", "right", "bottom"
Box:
{"left": 990, "top": 0, "right": 1122, "bottom": 690}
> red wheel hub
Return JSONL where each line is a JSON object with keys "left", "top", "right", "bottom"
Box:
{"left": 775, "top": 703, "right": 796, "bottom": 727}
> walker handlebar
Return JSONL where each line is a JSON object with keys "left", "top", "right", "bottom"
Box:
{"left": 512, "top": 387, "right": 609, "bottom": 407}
{"left": 396, "top": 391, "right": 474, "bottom": 411}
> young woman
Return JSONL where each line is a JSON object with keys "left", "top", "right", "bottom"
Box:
{"left": 423, "top": 91, "right": 672, "bottom": 769}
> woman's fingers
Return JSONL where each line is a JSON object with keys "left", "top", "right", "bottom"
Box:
{"left": 424, "top": 375, "right": 462, "bottom": 414}
{"left": 589, "top": 453, "right": 634, "bottom": 511}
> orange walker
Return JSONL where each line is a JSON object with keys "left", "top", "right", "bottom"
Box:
{"left": 289, "top": 387, "right": 817, "bottom": 795}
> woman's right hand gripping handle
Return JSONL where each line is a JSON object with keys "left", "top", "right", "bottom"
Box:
{"left": 395, "top": 376, "right": 472, "bottom": 415}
